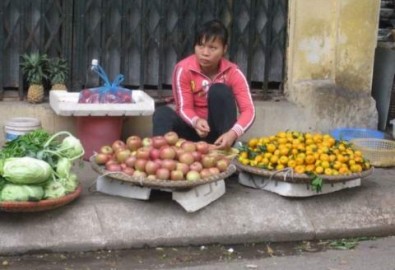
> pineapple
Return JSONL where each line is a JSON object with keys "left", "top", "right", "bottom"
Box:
{"left": 20, "top": 53, "right": 49, "bottom": 103}
{"left": 48, "top": 57, "right": 69, "bottom": 91}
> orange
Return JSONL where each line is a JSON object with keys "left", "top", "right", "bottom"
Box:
{"left": 315, "top": 166, "right": 324, "bottom": 174}
{"left": 295, "top": 165, "right": 306, "bottom": 174}
{"left": 248, "top": 138, "right": 258, "bottom": 148}
{"left": 305, "top": 155, "right": 316, "bottom": 165}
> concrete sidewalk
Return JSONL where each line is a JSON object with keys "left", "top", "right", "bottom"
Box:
{"left": 0, "top": 162, "right": 394, "bottom": 255}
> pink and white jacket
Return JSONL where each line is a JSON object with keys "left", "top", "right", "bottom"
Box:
{"left": 172, "top": 54, "right": 255, "bottom": 138}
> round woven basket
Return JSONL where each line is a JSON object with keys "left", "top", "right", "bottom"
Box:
{"left": 90, "top": 156, "right": 237, "bottom": 190}
{"left": 233, "top": 159, "right": 373, "bottom": 183}
{"left": 0, "top": 185, "right": 82, "bottom": 213}
{"left": 351, "top": 138, "right": 395, "bottom": 167}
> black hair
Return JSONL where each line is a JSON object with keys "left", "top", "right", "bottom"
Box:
{"left": 194, "top": 19, "right": 228, "bottom": 47}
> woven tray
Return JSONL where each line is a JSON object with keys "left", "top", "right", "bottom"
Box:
{"left": 0, "top": 185, "right": 82, "bottom": 213}
{"left": 90, "top": 157, "right": 237, "bottom": 190}
{"left": 233, "top": 160, "right": 374, "bottom": 183}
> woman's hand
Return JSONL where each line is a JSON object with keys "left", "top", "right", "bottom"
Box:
{"left": 213, "top": 130, "right": 238, "bottom": 150}
{"left": 195, "top": 118, "right": 210, "bottom": 138}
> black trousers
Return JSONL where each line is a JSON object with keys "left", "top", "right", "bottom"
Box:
{"left": 152, "top": 83, "right": 237, "bottom": 144}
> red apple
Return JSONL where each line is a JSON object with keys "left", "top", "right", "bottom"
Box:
{"left": 178, "top": 152, "right": 195, "bottom": 165}
{"left": 149, "top": 148, "right": 161, "bottom": 160}
{"left": 95, "top": 153, "right": 110, "bottom": 165}
{"left": 105, "top": 163, "right": 122, "bottom": 172}
{"left": 134, "top": 159, "right": 148, "bottom": 171}
{"left": 200, "top": 168, "right": 212, "bottom": 179}
{"left": 216, "top": 158, "right": 230, "bottom": 172}
{"left": 152, "top": 136, "right": 167, "bottom": 149}
{"left": 176, "top": 162, "right": 190, "bottom": 175}
{"left": 191, "top": 151, "right": 202, "bottom": 162}
{"left": 156, "top": 168, "right": 170, "bottom": 180}
{"left": 147, "top": 174, "right": 157, "bottom": 180}
{"left": 133, "top": 170, "right": 147, "bottom": 178}
{"left": 171, "top": 170, "right": 184, "bottom": 181}
{"left": 136, "top": 147, "right": 151, "bottom": 160}
{"left": 142, "top": 137, "right": 153, "bottom": 147}
{"left": 181, "top": 141, "right": 196, "bottom": 152}
{"left": 115, "top": 149, "right": 131, "bottom": 163}
{"left": 195, "top": 141, "right": 210, "bottom": 154}
{"left": 122, "top": 167, "right": 135, "bottom": 176}
{"left": 145, "top": 160, "right": 160, "bottom": 175}
{"left": 175, "top": 138, "right": 186, "bottom": 148}
{"left": 124, "top": 156, "right": 137, "bottom": 168}
{"left": 209, "top": 167, "right": 220, "bottom": 175}
{"left": 186, "top": 170, "right": 201, "bottom": 181}
{"left": 164, "top": 131, "right": 179, "bottom": 145}
{"left": 159, "top": 146, "right": 177, "bottom": 160}
{"left": 126, "top": 135, "right": 142, "bottom": 151}
{"left": 189, "top": 161, "right": 203, "bottom": 172}
{"left": 100, "top": 145, "right": 114, "bottom": 155}
{"left": 112, "top": 140, "right": 126, "bottom": 152}
{"left": 161, "top": 159, "right": 177, "bottom": 171}
{"left": 201, "top": 155, "right": 217, "bottom": 168}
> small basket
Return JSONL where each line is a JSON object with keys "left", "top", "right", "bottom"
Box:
{"left": 351, "top": 138, "right": 395, "bottom": 167}
{"left": 330, "top": 128, "right": 385, "bottom": 141}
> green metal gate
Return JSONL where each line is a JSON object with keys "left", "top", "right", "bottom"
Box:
{"left": 0, "top": 0, "right": 288, "bottom": 100}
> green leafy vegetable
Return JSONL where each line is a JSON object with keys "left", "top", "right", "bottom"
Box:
{"left": 310, "top": 174, "right": 323, "bottom": 193}
{"left": 0, "top": 129, "right": 60, "bottom": 167}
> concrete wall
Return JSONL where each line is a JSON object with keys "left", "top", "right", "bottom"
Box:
{"left": 285, "top": 0, "right": 380, "bottom": 131}
{"left": 0, "top": 100, "right": 317, "bottom": 146}
{"left": 0, "top": 0, "right": 383, "bottom": 146}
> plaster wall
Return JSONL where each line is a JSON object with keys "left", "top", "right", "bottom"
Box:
{"left": 286, "top": 0, "right": 380, "bottom": 130}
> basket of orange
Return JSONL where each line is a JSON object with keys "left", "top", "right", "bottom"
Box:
{"left": 234, "top": 131, "right": 373, "bottom": 185}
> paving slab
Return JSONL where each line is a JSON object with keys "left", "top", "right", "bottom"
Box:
{"left": 0, "top": 162, "right": 394, "bottom": 255}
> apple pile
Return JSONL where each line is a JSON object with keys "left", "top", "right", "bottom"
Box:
{"left": 94, "top": 132, "right": 232, "bottom": 181}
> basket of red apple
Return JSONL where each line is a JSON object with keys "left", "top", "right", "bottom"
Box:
{"left": 90, "top": 132, "right": 238, "bottom": 189}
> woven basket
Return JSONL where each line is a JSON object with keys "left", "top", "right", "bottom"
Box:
{"left": 90, "top": 156, "right": 237, "bottom": 190}
{"left": 0, "top": 185, "right": 82, "bottom": 213}
{"left": 351, "top": 138, "right": 395, "bottom": 167}
{"left": 233, "top": 160, "right": 373, "bottom": 183}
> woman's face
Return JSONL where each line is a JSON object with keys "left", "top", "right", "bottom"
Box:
{"left": 195, "top": 36, "right": 227, "bottom": 73}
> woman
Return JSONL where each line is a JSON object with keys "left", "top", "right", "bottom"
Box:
{"left": 153, "top": 19, "right": 255, "bottom": 150}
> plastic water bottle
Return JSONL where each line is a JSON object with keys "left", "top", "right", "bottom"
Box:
{"left": 91, "top": 59, "right": 99, "bottom": 72}
{"left": 85, "top": 58, "right": 99, "bottom": 88}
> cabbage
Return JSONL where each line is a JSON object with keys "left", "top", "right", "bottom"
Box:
{"left": 2, "top": 157, "right": 52, "bottom": 184}
{"left": 44, "top": 180, "right": 67, "bottom": 199}
{"left": 0, "top": 183, "right": 44, "bottom": 201}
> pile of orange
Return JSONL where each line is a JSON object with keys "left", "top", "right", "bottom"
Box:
{"left": 237, "top": 131, "right": 371, "bottom": 176}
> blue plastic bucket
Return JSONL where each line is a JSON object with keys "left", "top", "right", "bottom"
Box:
{"left": 330, "top": 128, "right": 385, "bottom": 141}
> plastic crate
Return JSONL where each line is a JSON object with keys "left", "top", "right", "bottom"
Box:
{"left": 330, "top": 128, "right": 385, "bottom": 141}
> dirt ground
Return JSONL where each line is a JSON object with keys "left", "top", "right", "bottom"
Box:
{"left": 0, "top": 238, "right": 365, "bottom": 270}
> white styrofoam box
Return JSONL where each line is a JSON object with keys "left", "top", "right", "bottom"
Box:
{"left": 172, "top": 180, "right": 226, "bottom": 213}
{"left": 95, "top": 175, "right": 226, "bottom": 212}
{"left": 96, "top": 176, "right": 151, "bottom": 200}
{"left": 238, "top": 172, "right": 361, "bottom": 197}
{"left": 49, "top": 90, "right": 155, "bottom": 116}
